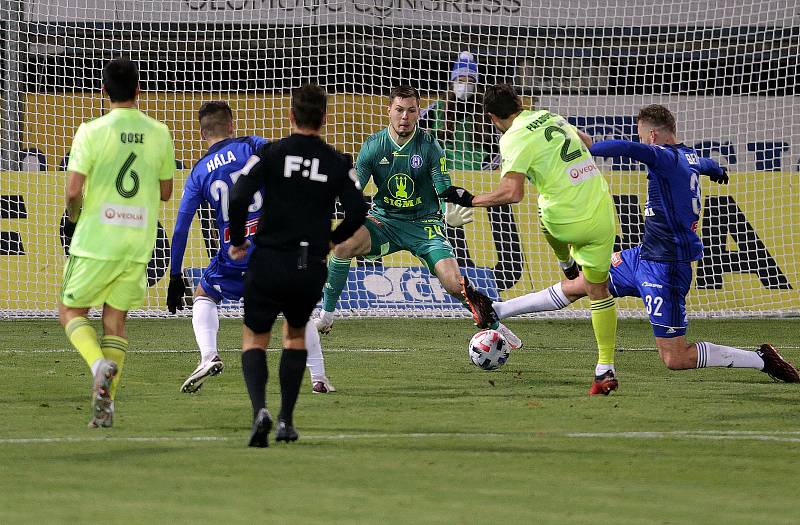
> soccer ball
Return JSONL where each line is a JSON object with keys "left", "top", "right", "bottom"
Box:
{"left": 468, "top": 329, "right": 511, "bottom": 371}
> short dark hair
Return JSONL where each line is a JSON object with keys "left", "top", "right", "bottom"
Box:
{"left": 198, "top": 101, "right": 234, "bottom": 138}
{"left": 102, "top": 57, "right": 139, "bottom": 103}
{"left": 291, "top": 84, "right": 327, "bottom": 130}
{"left": 388, "top": 85, "right": 420, "bottom": 103}
{"left": 483, "top": 84, "right": 523, "bottom": 119}
{"left": 637, "top": 104, "right": 677, "bottom": 134}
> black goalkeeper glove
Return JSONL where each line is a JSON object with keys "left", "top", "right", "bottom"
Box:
{"left": 166, "top": 272, "right": 190, "bottom": 314}
{"left": 438, "top": 186, "right": 475, "bottom": 208}
{"left": 709, "top": 166, "right": 729, "bottom": 185}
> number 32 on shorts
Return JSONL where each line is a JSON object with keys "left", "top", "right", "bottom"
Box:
{"left": 644, "top": 294, "right": 663, "bottom": 317}
{"left": 424, "top": 225, "right": 444, "bottom": 239}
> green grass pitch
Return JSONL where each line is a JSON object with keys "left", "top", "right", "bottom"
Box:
{"left": 1, "top": 318, "right": 799, "bottom": 524}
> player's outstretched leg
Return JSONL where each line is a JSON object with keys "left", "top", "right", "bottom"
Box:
{"left": 88, "top": 360, "right": 118, "bottom": 428}
{"left": 181, "top": 296, "right": 224, "bottom": 393}
{"left": 305, "top": 320, "right": 336, "bottom": 393}
{"left": 756, "top": 344, "right": 800, "bottom": 383}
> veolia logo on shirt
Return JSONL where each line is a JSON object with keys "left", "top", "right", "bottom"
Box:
{"left": 566, "top": 158, "right": 600, "bottom": 185}
{"left": 100, "top": 203, "right": 147, "bottom": 228}
{"left": 385, "top": 173, "right": 422, "bottom": 208}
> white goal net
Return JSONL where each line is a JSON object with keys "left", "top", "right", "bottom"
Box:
{"left": 1, "top": 0, "right": 799, "bottom": 318}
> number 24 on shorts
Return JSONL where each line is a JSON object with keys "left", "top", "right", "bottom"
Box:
{"left": 424, "top": 225, "right": 444, "bottom": 239}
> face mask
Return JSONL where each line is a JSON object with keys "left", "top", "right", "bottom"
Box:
{"left": 453, "top": 81, "right": 476, "bottom": 101}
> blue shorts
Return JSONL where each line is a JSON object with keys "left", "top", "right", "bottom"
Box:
{"left": 199, "top": 256, "right": 247, "bottom": 303}
{"left": 607, "top": 246, "right": 692, "bottom": 338}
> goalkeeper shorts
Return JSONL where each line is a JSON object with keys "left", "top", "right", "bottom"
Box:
{"left": 363, "top": 212, "right": 456, "bottom": 270}
{"left": 540, "top": 194, "right": 616, "bottom": 284}
{"left": 60, "top": 256, "right": 147, "bottom": 311}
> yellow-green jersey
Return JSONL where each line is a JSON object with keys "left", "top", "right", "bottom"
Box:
{"left": 67, "top": 107, "right": 175, "bottom": 263}
{"left": 356, "top": 127, "right": 451, "bottom": 221}
{"left": 500, "top": 109, "right": 609, "bottom": 224}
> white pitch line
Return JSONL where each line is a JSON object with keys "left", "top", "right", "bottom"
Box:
{"left": 568, "top": 431, "right": 800, "bottom": 443}
{"left": 0, "top": 348, "right": 413, "bottom": 354}
{"left": 2, "top": 430, "right": 800, "bottom": 445}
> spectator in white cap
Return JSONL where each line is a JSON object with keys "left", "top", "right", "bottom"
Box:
{"left": 421, "top": 51, "right": 498, "bottom": 171}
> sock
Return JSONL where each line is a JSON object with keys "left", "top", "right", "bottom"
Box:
{"left": 279, "top": 349, "right": 308, "bottom": 426}
{"left": 192, "top": 296, "right": 219, "bottom": 363}
{"left": 65, "top": 317, "right": 104, "bottom": 372}
{"left": 241, "top": 349, "right": 268, "bottom": 420}
{"left": 492, "top": 283, "right": 572, "bottom": 319}
{"left": 100, "top": 335, "right": 128, "bottom": 400}
{"left": 695, "top": 342, "right": 765, "bottom": 369}
{"left": 305, "top": 320, "right": 326, "bottom": 381}
{"left": 590, "top": 296, "right": 617, "bottom": 367}
{"left": 322, "top": 256, "right": 351, "bottom": 313}
{"left": 595, "top": 363, "right": 615, "bottom": 376}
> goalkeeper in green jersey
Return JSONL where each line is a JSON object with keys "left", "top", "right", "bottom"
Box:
{"left": 314, "top": 85, "right": 521, "bottom": 348}
{"left": 441, "top": 84, "right": 618, "bottom": 395}
{"left": 58, "top": 57, "right": 175, "bottom": 428}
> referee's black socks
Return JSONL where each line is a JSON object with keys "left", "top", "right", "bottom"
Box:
{"left": 279, "top": 349, "right": 308, "bottom": 427}
{"left": 242, "top": 348, "right": 268, "bottom": 420}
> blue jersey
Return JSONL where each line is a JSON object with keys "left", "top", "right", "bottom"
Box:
{"left": 590, "top": 140, "right": 723, "bottom": 263}
{"left": 170, "top": 136, "right": 268, "bottom": 274}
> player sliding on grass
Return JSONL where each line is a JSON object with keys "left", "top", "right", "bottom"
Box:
{"left": 463, "top": 104, "right": 800, "bottom": 383}
{"left": 442, "top": 84, "right": 619, "bottom": 395}
{"left": 167, "top": 101, "right": 336, "bottom": 394}
{"left": 59, "top": 58, "right": 175, "bottom": 428}
{"left": 314, "top": 85, "right": 522, "bottom": 348}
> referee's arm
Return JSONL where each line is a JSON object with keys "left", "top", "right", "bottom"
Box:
{"left": 331, "top": 166, "right": 368, "bottom": 246}
{"left": 228, "top": 156, "right": 264, "bottom": 257}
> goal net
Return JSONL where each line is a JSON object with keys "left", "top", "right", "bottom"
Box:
{"left": 1, "top": 0, "right": 798, "bottom": 318}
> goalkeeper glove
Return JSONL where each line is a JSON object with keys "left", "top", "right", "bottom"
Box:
{"left": 444, "top": 202, "right": 474, "bottom": 227}
{"left": 166, "top": 272, "right": 190, "bottom": 314}
{"left": 709, "top": 166, "right": 729, "bottom": 185}
{"left": 438, "top": 186, "right": 475, "bottom": 207}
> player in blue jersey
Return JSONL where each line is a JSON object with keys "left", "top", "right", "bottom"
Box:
{"left": 167, "top": 101, "right": 338, "bottom": 393}
{"left": 467, "top": 105, "right": 799, "bottom": 383}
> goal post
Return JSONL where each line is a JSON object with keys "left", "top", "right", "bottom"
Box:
{"left": 1, "top": 0, "right": 799, "bottom": 318}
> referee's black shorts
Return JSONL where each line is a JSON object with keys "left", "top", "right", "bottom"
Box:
{"left": 242, "top": 247, "right": 328, "bottom": 334}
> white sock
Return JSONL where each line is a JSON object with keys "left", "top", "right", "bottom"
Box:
{"left": 492, "top": 282, "right": 572, "bottom": 319}
{"left": 319, "top": 310, "right": 334, "bottom": 324}
{"left": 595, "top": 363, "right": 615, "bottom": 376}
{"left": 305, "top": 320, "right": 326, "bottom": 382}
{"left": 90, "top": 358, "right": 102, "bottom": 377}
{"left": 695, "top": 342, "right": 764, "bottom": 369}
{"left": 192, "top": 296, "right": 219, "bottom": 363}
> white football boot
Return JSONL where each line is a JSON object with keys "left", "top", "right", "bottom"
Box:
{"left": 180, "top": 356, "right": 224, "bottom": 393}
{"left": 497, "top": 323, "right": 523, "bottom": 350}
{"left": 314, "top": 310, "right": 335, "bottom": 335}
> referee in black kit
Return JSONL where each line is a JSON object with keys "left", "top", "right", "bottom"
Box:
{"left": 227, "top": 84, "right": 367, "bottom": 447}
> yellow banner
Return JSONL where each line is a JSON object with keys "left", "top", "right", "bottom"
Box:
{"left": 1, "top": 170, "right": 798, "bottom": 314}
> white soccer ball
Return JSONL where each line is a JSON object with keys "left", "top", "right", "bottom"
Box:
{"left": 468, "top": 329, "right": 511, "bottom": 371}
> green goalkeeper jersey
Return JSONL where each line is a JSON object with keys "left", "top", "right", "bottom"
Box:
{"left": 500, "top": 109, "right": 609, "bottom": 224}
{"left": 67, "top": 107, "right": 175, "bottom": 263}
{"left": 356, "top": 127, "right": 451, "bottom": 221}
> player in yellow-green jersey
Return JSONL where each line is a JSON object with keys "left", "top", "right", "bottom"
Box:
{"left": 441, "top": 84, "right": 619, "bottom": 395}
{"left": 314, "top": 85, "right": 521, "bottom": 349}
{"left": 58, "top": 57, "right": 175, "bottom": 428}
